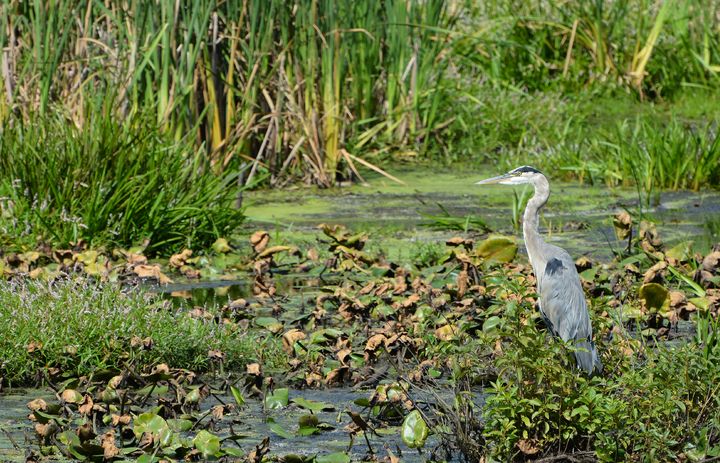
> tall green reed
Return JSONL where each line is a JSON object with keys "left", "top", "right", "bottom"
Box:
{"left": 0, "top": 0, "right": 453, "bottom": 187}
{"left": 0, "top": 108, "right": 243, "bottom": 254}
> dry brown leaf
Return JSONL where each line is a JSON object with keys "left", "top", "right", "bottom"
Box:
{"left": 435, "top": 324, "right": 458, "bottom": 341}
{"left": 643, "top": 261, "right": 667, "bottom": 284}
{"left": 703, "top": 251, "right": 720, "bottom": 273}
{"left": 101, "top": 431, "right": 120, "bottom": 459}
{"left": 208, "top": 349, "right": 225, "bottom": 361}
{"left": 126, "top": 253, "right": 147, "bottom": 265}
{"left": 26, "top": 341, "right": 42, "bottom": 353}
{"left": 151, "top": 364, "right": 170, "bottom": 375}
{"left": 306, "top": 247, "right": 319, "bottom": 261}
{"left": 78, "top": 395, "right": 94, "bottom": 415}
{"left": 613, "top": 211, "right": 632, "bottom": 241}
{"left": 282, "top": 329, "right": 307, "bottom": 355}
{"left": 111, "top": 414, "right": 131, "bottom": 426}
{"left": 337, "top": 348, "right": 353, "bottom": 365}
{"left": 77, "top": 422, "right": 95, "bottom": 442}
{"left": 517, "top": 439, "right": 539, "bottom": 455}
{"left": 211, "top": 404, "right": 225, "bottom": 419}
{"left": 61, "top": 389, "right": 82, "bottom": 404}
{"left": 169, "top": 249, "right": 193, "bottom": 268}
{"left": 365, "top": 334, "right": 387, "bottom": 352}
{"left": 246, "top": 363, "right": 262, "bottom": 376}
{"left": 669, "top": 291, "right": 686, "bottom": 308}
{"left": 250, "top": 231, "right": 270, "bottom": 253}
{"left": 133, "top": 264, "right": 173, "bottom": 284}
{"left": 26, "top": 399, "right": 47, "bottom": 412}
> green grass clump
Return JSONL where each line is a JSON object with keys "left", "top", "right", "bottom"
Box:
{"left": 0, "top": 110, "right": 243, "bottom": 254}
{"left": 456, "top": 0, "right": 720, "bottom": 98}
{"left": 475, "top": 283, "right": 720, "bottom": 461}
{"left": 0, "top": 278, "right": 284, "bottom": 386}
{"left": 552, "top": 119, "right": 720, "bottom": 191}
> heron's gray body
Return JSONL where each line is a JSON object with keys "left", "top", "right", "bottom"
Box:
{"left": 478, "top": 166, "right": 602, "bottom": 375}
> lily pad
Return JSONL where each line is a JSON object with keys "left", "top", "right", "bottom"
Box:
{"left": 475, "top": 235, "right": 517, "bottom": 263}
{"left": 265, "top": 388, "right": 290, "bottom": 410}
{"left": 268, "top": 420, "right": 294, "bottom": 439}
{"left": 638, "top": 283, "right": 669, "bottom": 312}
{"left": 193, "top": 430, "right": 221, "bottom": 458}
{"left": 402, "top": 409, "right": 429, "bottom": 449}
{"left": 133, "top": 412, "right": 173, "bottom": 447}
{"left": 292, "top": 397, "right": 335, "bottom": 413}
{"left": 315, "top": 453, "right": 351, "bottom": 463}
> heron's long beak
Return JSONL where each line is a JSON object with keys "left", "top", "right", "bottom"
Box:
{"left": 476, "top": 173, "right": 512, "bottom": 185}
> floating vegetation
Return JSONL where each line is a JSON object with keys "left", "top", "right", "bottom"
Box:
{"left": 1, "top": 213, "right": 720, "bottom": 460}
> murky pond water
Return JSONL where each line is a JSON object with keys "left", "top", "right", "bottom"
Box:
{"left": 0, "top": 386, "right": 469, "bottom": 462}
{"left": 244, "top": 169, "right": 720, "bottom": 262}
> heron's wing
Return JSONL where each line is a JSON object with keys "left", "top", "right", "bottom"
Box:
{"left": 537, "top": 251, "right": 592, "bottom": 343}
{"left": 537, "top": 249, "right": 600, "bottom": 374}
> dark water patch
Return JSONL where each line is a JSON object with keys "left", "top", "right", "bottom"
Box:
{"left": 0, "top": 386, "right": 477, "bottom": 462}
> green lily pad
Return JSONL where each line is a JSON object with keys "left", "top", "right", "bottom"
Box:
{"left": 255, "top": 316, "right": 283, "bottom": 334}
{"left": 666, "top": 241, "right": 693, "bottom": 262}
{"left": 133, "top": 412, "right": 173, "bottom": 447}
{"left": 475, "top": 235, "right": 517, "bottom": 263}
{"left": 638, "top": 283, "right": 669, "bottom": 312}
{"left": 292, "top": 397, "right": 335, "bottom": 413}
{"left": 315, "top": 453, "right": 351, "bottom": 463}
{"left": 298, "top": 414, "right": 320, "bottom": 436}
{"left": 268, "top": 420, "right": 294, "bottom": 439}
{"left": 167, "top": 418, "right": 193, "bottom": 432}
{"left": 212, "top": 238, "right": 232, "bottom": 253}
{"left": 265, "top": 388, "right": 289, "bottom": 410}
{"left": 402, "top": 410, "right": 429, "bottom": 449}
{"left": 193, "top": 430, "right": 221, "bottom": 458}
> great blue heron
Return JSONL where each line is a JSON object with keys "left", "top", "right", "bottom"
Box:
{"left": 477, "top": 166, "right": 602, "bottom": 375}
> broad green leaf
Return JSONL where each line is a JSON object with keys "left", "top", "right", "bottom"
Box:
{"left": 265, "top": 388, "right": 289, "bottom": 410}
{"left": 315, "top": 452, "right": 351, "bottom": 463}
{"left": 133, "top": 412, "right": 172, "bottom": 447}
{"left": 193, "top": 430, "right": 221, "bottom": 458}
{"left": 292, "top": 397, "right": 335, "bottom": 412}
{"left": 401, "top": 410, "right": 429, "bottom": 449}
{"left": 475, "top": 235, "right": 517, "bottom": 263}
{"left": 268, "top": 421, "right": 293, "bottom": 439}
{"left": 668, "top": 265, "right": 706, "bottom": 297}
{"left": 482, "top": 316, "right": 502, "bottom": 333}
{"left": 167, "top": 418, "right": 193, "bottom": 432}
{"left": 638, "top": 283, "right": 669, "bottom": 312}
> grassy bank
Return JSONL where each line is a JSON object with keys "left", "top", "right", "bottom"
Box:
{"left": 0, "top": 278, "right": 284, "bottom": 386}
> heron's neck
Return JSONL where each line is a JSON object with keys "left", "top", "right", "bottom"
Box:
{"left": 523, "top": 176, "right": 550, "bottom": 267}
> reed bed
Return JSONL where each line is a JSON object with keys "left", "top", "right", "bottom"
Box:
{"left": 0, "top": 0, "right": 452, "bottom": 187}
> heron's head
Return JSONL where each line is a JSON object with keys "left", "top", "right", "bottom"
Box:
{"left": 476, "top": 166, "right": 544, "bottom": 186}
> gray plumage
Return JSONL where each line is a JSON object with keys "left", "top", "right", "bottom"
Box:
{"left": 477, "top": 166, "right": 602, "bottom": 375}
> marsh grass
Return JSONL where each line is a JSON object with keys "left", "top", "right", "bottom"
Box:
{"left": 553, "top": 119, "right": 720, "bottom": 192}
{"left": 424, "top": 271, "right": 720, "bottom": 461}
{"left": 0, "top": 110, "right": 243, "bottom": 254}
{"left": 0, "top": 278, "right": 284, "bottom": 386}
{"left": 456, "top": 0, "right": 720, "bottom": 97}
{"left": 0, "top": 0, "right": 453, "bottom": 187}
